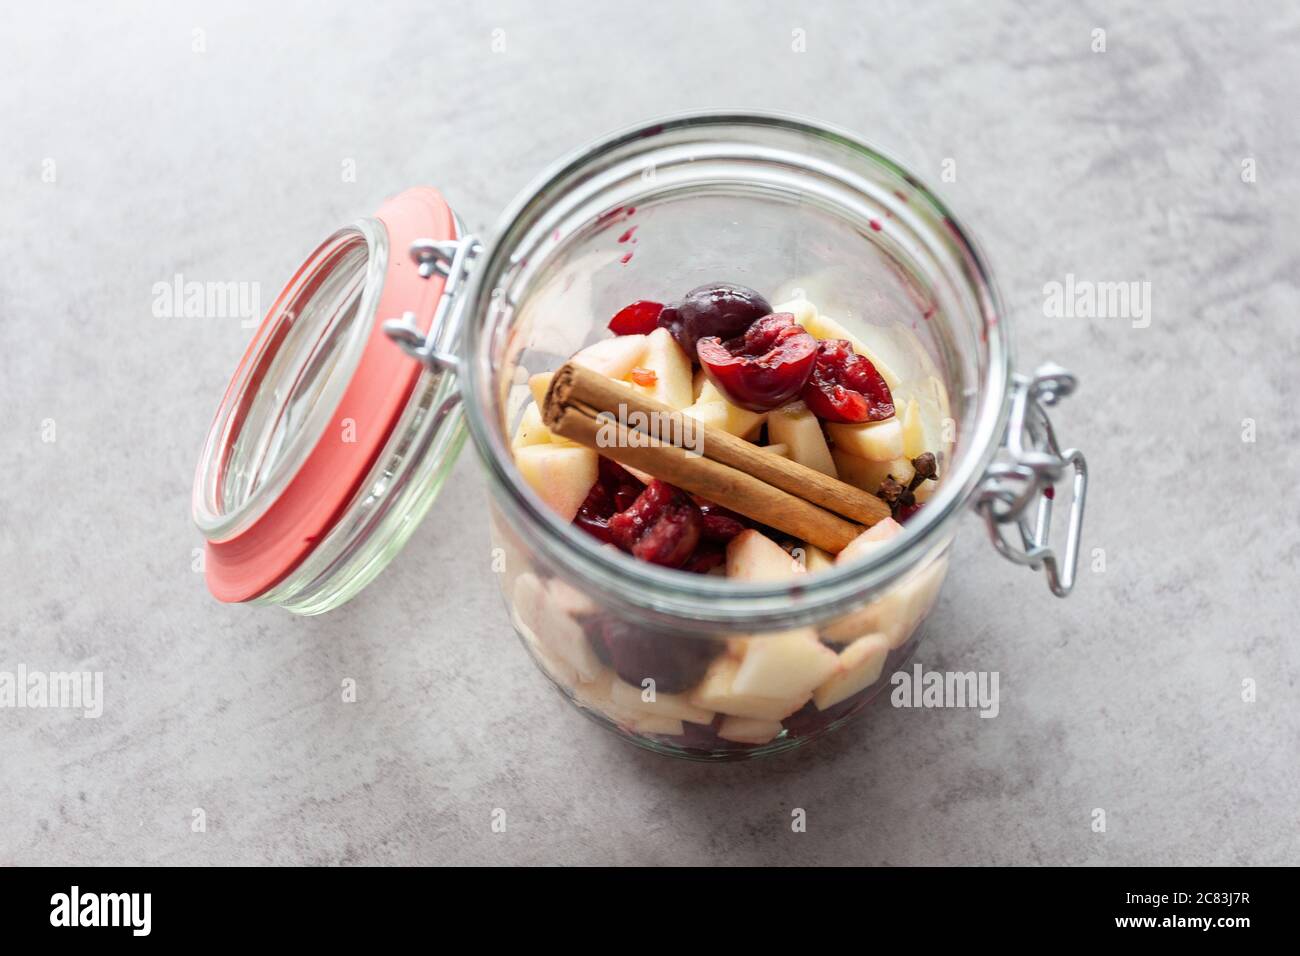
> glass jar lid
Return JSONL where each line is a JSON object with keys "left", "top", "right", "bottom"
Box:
{"left": 192, "top": 188, "right": 459, "bottom": 603}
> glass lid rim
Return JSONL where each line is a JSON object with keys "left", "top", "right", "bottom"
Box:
{"left": 191, "top": 218, "right": 389, "bottom": 541}
{"left": 460, "top": 109, "right": 1013, "bottom": 613}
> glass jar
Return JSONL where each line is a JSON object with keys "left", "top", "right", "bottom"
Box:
{"left": 193, "top": 112, "right": 1088, "bottom": 760}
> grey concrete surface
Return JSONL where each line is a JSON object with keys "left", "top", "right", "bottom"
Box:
{"left": 1, "top": 1, "right": 1297, "bottom": 866}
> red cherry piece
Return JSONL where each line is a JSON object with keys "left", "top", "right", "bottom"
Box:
{"left": 681, "top": 545, "right": 726, "bottom": 575}
{"left": 657, "top": 282, "right": 771, "bottom": 358}
{"left": 574, "top": 457, "right": 646, "bottom": 543}
{"left": 607, "top": 480, "right": 702, "bottom": 568}
{"left": 895, "top": 501, "right": 922, "bottom": 523}
{"left": 691, "top": 496, "right": 749, "bottom": 542}
{"left": 607, "top": 300, "right": 663, "bottom": 336}
{"left": 574, "top": 481, "right": 617, "bottom": 544}
{"left": 800, "top": 338, "right": 895, "bottom": 424}
{"left": 696, "top": 313, "right": 819, "bottom": 412}
{"left": 595, "top": 620, "right": 721, "bottom": 693}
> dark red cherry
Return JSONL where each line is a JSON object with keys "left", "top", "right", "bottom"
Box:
{"left": 607, "top": 300, "right": 663, "bottom": 336}
{"left": 696, "top": 313, "right": 819, "bottom": 412}
{"left": 595, "top": 620, "right": 722, "bottom": 693}
{"left": 657, "top": 282, "right": 771, "bottom": 358}
{"left": 573, "top": 457, "right": 646, "bottom": 543}
{"left": 607, "top": 480, "right": 701, "bottom": 568}
{"left": 691, "top": 496, "right": 749, "bottom": 543}
{"left": 800, "top": 338, "right": 894, "bottom": 424}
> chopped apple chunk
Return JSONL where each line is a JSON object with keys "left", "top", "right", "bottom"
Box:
{"left": 694, "top": 371, "right": 723, "bottom": 404}
{"left": 767, "top": 400, "right": 837, "bottom": 477}
{"left": 831, "top": 449, "right": 914, "bottom": 493}
{"left": 688, "top": 654, "right": 809, "bottom": 720}
{"left": 813, "top": 633, "right": 889, "bottom": 710}
{"left": 900, "top": 398, "right": 926, "bottom": 459}
{"left": 528, "top": 372, "right": 553, "bottom": 408}
{"left": 630, "top": 714, "right": 686, "bottom": 736}
{"left": 514, "top": 444, "right": 598, "bottom": 522}
{"left": 511, "top": 573, "right": 604, "bottom": 685}
{"left": 511, "top": 403, "right": 552, "bottom": 449}
{"left": 717, "top": 716, "right": 784, "bottom": 745}
{"left": 630, "top": 327, "right": 694, "bottom": 409}
{"left": 837, "top": 517, "right": 904, "bottom": 566}
{"left": 726, "top": 529, "right": 806, "bottom": 582}
{"left": 801, "top": 544, "right": 835, "bottom": 573}
{"left": 572, "top": 333, "right": 649, "bottom": 380}
{"left": 609, "top": 677, "right": 715, "bottom": 724}
{"left": 682, "top": 398, "right": 766, "bottom": 440}
{"left": 731, "top": 628, "right": 839, "bottom": 700}
{"left": 827, "top": 417, "right": 904, "bottom": 462}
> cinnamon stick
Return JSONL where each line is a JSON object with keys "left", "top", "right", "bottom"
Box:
{"left": 542, "top": 361, "right": 892, "bottom": 553}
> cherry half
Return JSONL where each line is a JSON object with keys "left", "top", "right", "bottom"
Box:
{"left": 657, "top": 282, "right": 771, "bottom": 358}
{"left": 800, "top": 338, "right": 895, "bottom": 424}
{"left": 607, "top": 300, "right": 663, "bottom": 336}
{"left": 696, "top": 313, "right": 819, "bottom": 412}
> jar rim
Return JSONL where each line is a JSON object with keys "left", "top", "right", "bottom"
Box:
{"left": 461, "top": 110, "right": 1012, "bottom": 622}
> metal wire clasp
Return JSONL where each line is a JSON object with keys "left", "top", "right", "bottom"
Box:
{"left": 974, "top": 364, "right": 1088, "bottom": 597}
{"left": 382, "top": 236, "right": 482, "bottom": 374}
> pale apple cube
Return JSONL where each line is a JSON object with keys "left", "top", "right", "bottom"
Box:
{"left": 689, "top": 655, "right": 809, "bottom": 720}
{"left": 511, "top": 403, "right": 552, "bottom": 449}
{"left": 682, "top": 398, "right": 766, "bottom": 440}
{"left": 572, "top": 333, "right": 650, "bottom": 380}
{"left": 801, "top": 544, "right": 835, "bottom": 573}
{"left": 831, "top": 449, "right": 915, "bottom": 494}
{"left": 573, "top": 669, "right": 649, "bottom": 726}
{"left": 877, "top": 555, "right": 948, "bottom": 649}
{"left": 630, "top": 327, "right": 693, "bottom": 409}
{"left": 609, "top": 677, "right": 716, "bottom": 724}
{"left": 731, "top": 628, "right": 840, "bottom": 700}
{"left": 537, "top": 606, "right": 603, "bottom": 684}
{"left": 827, "top": 418, "right": 904, "bottom": 462}
{"left": 901, "top": 398, "right": 926, "bottom": 459}
{"left": 726, "top": 529, "right": 806, "bottom": 582}
{"left": 694, "top": 370, "right": 722, "bottom": 403}
{"left": 629, "top": 714, "right": 686, "bottom": 737}
{"left": 822, "top": 554, "right": 949, "bottom": 647}
{"left": 528, "top": 372, "right": 553, "bottom": 409}
{"left": 813, "top": 633, "right": 889, "bottom": 710}
{"left": 511, "top": 573, "right": 581, "bottom": 686}
{"left": 717, "top": 716, "right": 784, "bottom": 745}
{"left": 514, "top": 443, "right": 598, "bottom": 522}
{"left": 767, "top": 400, "right": 837, "bottom": 477}
{"left": 547, "top": 576, "right": 598, "bottom": 617}
{"left": 837, "top": 517, "right": 904, "bottom": 566}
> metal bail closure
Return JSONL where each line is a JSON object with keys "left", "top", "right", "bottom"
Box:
{"left": 383, "top": 235, "right": 482, "bottom": 374}
{"left": 974, "top": 363, "right": 1088, "bottom": 597}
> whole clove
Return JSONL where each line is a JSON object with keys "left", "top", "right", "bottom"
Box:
{"left": 877, "top": 452, "right": 939, "bottom": 519}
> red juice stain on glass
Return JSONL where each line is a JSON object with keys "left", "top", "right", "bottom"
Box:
{"left": 618, "top": 226, "right": 638, "bottom": 243}
{"left": 869, "top": 219, "right": 882, "bottom": 232}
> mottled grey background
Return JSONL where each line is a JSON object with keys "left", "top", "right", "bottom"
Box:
{"left": 1, "top": 1, "right": 1296, "bottom": 866}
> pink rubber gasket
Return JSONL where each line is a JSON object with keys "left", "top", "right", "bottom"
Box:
{"left": 205, "top": 187, "right": 455, "bottom": 602}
